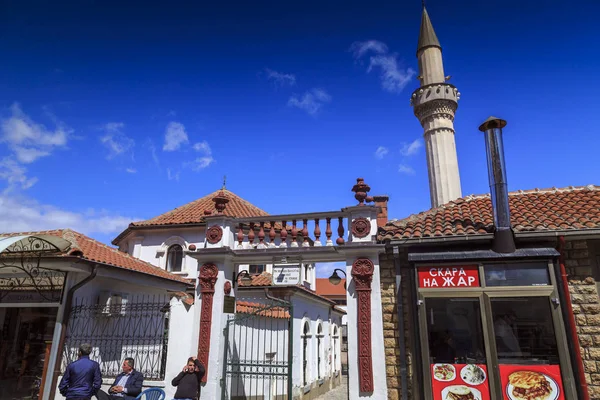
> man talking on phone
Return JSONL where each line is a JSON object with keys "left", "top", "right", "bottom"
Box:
{"left": 171, "top": 357, "right": 205, "bottom": 400}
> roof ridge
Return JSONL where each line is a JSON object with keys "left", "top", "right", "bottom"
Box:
{"left": 384, "top": 184, "right": 600, "bottom": 230}
{"left": 67, "top": 230, "right": 189, "bottom": 282}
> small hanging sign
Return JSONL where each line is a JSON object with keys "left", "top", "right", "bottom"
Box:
{"left": 418, "top": 266, "right": 480, "bottom": 288}
{"left": 223, "top": 295, "right": 236, "bottom": 313}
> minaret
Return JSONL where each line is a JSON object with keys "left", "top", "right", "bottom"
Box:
{"left": 410, "top": 6, "right": 462, "bottom": 208}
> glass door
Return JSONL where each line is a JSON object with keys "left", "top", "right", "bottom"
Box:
{"left": 486, "top": 296, "right": 574, "bottom": 400}
{"left": 420, "top": 295, "right": 495, "bottom": 400}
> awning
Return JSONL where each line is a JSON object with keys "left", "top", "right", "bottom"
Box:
{"left": 0, "top": 234, "right": 72, "bottom": 254}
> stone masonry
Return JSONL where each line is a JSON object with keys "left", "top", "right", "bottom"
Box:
{"left": 565, "top": 239, "right": 600, "bottom": 399}
{"left": 379, "top": 252, "right": 413, "bottom": 400}
{"left": 379, "top": 239, "right": 600, "bottom": 400}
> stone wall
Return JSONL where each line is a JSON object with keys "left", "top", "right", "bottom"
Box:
{"left": 379, "top": 252, "right": 413, "bottom": 400}
{"left": 565, "top": 239, "right": 600, "bottom": 399}
{"left": 379, "top": 239, "right": 600, "bottom": 400}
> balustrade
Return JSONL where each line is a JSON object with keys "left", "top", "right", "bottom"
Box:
{"left": 231, "top": 211, "right": 349, "bottom": 250}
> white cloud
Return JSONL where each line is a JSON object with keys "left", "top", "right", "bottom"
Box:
{"left": 0, "top": 193, "right": 137, "bottom": 235}
{"left": 100, "top": 122, "right": 134, "bottom": 159}
{"left": 125, "top": 168, "right": 137, "bottom": 174}
{"left": 191, "top": 140, "right": 214, "bottom": 170}
{"left": 1, "top": 103, "right": 70, "bottom": 164}
{"left": 193, "top": 141, "right": 210, "bottom": 153}
{"left": 167, "top": 168, "right": 180, "bottom": 181}
{"left": 400, "top": 139, "right": 423, "bottom": 156}
{"left": 163, "top": 121, "right": 189, "bottom": 151}
{"left": 350, "top": 40, "right": 388, "bottom": 58}
{"left": 367, "top": 55, "right": 416, "bottom": 93}
{"left": 288, "top": 88, "right": 332, "bottom": 116}
{"left": 265, "top": 68, "right": 296, "bottom": 86}
{"left": 192, "top": 156, "right": 215, "bottom": 170}
{"left": 0, "top": 157, "right": 38, "bottom": 192}
{"left": 398, "top": 164, "right": 415, "bottom": 175}
{"left": 351, "top": 40, "right": 415, "bottom": 93}
{"left": 375, "top": 146, "right": 389, "bottom": 159}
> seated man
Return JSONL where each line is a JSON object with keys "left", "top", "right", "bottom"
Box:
{"left": 106, "top": 358, "right": 144, "bottom": 400}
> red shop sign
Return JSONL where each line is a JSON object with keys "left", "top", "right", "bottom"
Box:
{"left": 418, "top": 266, "right": 480, "bottom": 288}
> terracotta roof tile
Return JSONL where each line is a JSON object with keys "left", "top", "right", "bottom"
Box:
{"left": 238, "top": 271, "right": 273, "bottom": 286}
{"left": 2, "top": 229, "right": 191, "bottom": 285}
{"left": 113, "top": 189, "right": 269, "bottom": 244}
{"left": 315, "top": 278, "right": 346, "bottom": 296}
{"left": 236, "top": 301, "right": 290, "bottom": 319}
{"left": 379, "top": 185, "right": 600, "bottom": 241}
{"left": 131, "top": 189, "right": 268, "bottom": 227}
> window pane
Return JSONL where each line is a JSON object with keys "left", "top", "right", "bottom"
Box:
{"left": 491, "top": 297, "right": 559, "bottom": 364}
{"left": 249, "top": 264, "right": 264, "bottom": 275}
{"left": 484, "top": 263, "right": 550, "bottom": 287}
{"left": 426, "top": 298, "right": 486, "bottom": 364}
{"left": 167, "top": 245, "right": 183, "bottom": 272}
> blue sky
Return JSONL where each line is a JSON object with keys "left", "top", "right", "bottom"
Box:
{"left": 1, "top": 0, "right": 598, "bottom": 259}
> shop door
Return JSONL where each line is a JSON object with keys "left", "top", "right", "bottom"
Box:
{"left": 0, "top": 307, "right": 58, "bottom": 400}
{"left": 420, "top": 293, "right": 575, "bottom": 400}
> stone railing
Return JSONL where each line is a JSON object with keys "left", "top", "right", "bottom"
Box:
{"left": 232, "top": 211, "right": 349, "bottom": 250}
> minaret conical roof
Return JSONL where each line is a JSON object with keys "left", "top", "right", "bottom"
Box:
{"left": 417, "top": 7, "right": 441, "bottom": 55}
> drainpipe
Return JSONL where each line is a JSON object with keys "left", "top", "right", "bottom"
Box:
{"left": 48, "top": 265, "right": 98, "bottom": 400}
{"left": 393, "top": 247, "right": 409, "bottom": 400}
{"left": 557, "top": 236, "right": 589, "bottom": 400}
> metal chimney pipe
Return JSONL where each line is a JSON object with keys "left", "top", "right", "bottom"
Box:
{"left": 478, "top": 116, "right": 516, "bottom": 253}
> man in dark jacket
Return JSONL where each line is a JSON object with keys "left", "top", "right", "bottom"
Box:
{"left": 59, "top": 343, "right": 102, "bottom": 400}
{"left": 106, "top": 358, "right": 144, "bottom": 400}
{"left": 171, "top": 357, "right": 205, "bottom": 400}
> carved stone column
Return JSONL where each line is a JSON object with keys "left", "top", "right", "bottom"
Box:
{"left": 198, "top": 263, "right": 218, "bottom": 383}
{"left": 351, "top": 257, "right": 374, "bottom": 392}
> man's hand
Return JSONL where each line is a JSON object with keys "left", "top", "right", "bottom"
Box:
{"left": 112, "top": 386, "right": 124, "bottom": 393}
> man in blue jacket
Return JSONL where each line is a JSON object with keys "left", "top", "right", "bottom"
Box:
{"left": 59, "top": 343, "right": 102, "bottom": 400}
{"left": 106, "top": 358, "right": 144, "bottom": 400}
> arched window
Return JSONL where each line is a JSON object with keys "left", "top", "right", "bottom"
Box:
{"left": 167, "top": 244, "right": 183, "bottom": 272}
{"left": 332, "top": 326, "right": 338, "bottom": 372}
{"left": 303, "top": 322, "right": 310, "bottom": 386}
{"left": 317, "top": 323, "right": 323, "bottom": 379}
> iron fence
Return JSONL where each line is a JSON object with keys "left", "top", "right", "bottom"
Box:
{"left": 62, "top": 295, "right": 170, "bottom": 380}
{"left": 222, "top": 298, "right": 293, "bottom": 400}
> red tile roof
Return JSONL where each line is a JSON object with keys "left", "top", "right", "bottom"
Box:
{"left": 316, "top": 278, "right": 347, "bottom": 297}
{"left": 379, "top": 185, "right": 600, "bottom": 241}
{"left": 236, "top": 301, "right": 290, "bottom": 319}
{"left": 133, "top": 189, "right": 268, "bottom": 227}
{"left": 238, "top": 272, "right": 273, "bottom": 286}
{"left": 113, "top": 189, "right": 269, "bottom": 244}
{"left": 2, "top": 229, "right": 191, "bottom": 285}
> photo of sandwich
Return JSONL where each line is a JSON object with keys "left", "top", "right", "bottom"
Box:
{"left": 507, "top": 371, "right": 558, "bottom": 400}
{"left": 442, "top": 385, "right": 481, "bottom": 400}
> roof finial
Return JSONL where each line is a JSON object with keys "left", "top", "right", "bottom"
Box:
{"left": 222, "top": 175, "right": 227, "bottom": 190}
{"left": 422, "top": 0, "right": 425, "bottom": 8}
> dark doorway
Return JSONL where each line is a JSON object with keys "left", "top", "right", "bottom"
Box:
{"left": 0, "top": 307, "right": 58, "bottom": 400}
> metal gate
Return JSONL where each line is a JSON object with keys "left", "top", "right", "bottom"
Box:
{"left": 222, "top": 297, "right": 293, "bottom": 400}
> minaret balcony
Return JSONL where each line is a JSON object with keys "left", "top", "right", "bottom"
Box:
{"left": 410, "top": 82, "right": 460, "bottom": 109}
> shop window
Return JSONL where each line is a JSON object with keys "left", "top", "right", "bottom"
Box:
{"left": 484, "top": 262, "right": 550, "bottom": 287}
{"left": 426, "top": 298, "right": 486, "bottom": 364}
{"left": 249, "top": 264, "right": 264, "bottom": 275}
{"left": 166, "top": 244, "right": 183, "bottom": 272}
{"left": 490, "top": 297, "right": 559, "bottom": 364}
{"left": 303, "top": 322, "right": 310, "bottom": 386}
{"left": 317, "top": 324, "right": 322, "bottom": 379}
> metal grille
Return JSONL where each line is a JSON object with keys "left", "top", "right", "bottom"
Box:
{"left": 222, "top": 298, "right": 292, "bottom": 400}
{"left": 62, "top": 295, "right": 170, "bottom": 380}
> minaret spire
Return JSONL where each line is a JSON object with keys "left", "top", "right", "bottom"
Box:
{"left": 410, "top": 5, "right": 462, "bottom": 208}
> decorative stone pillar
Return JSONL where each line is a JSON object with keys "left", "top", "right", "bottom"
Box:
{"left": 198, "top": 263, "right": 218, "bottom": 383}
{"left": 351, "top": 258, "right": 375, "bottom": 392}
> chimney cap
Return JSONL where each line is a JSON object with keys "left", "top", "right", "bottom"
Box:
{"left": 478, "top": 116, "right": 507, "bottom": 132}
